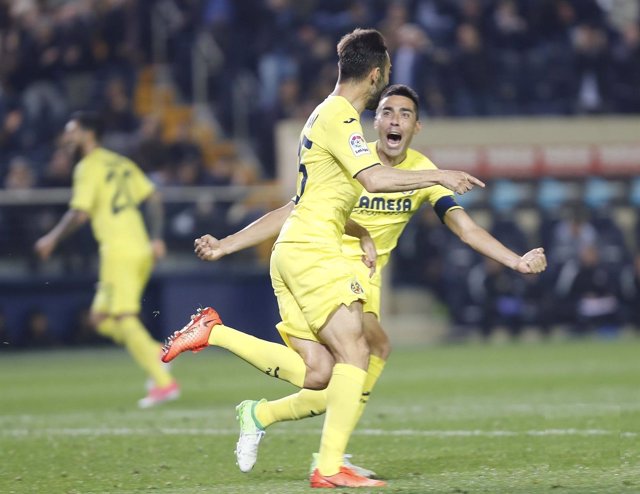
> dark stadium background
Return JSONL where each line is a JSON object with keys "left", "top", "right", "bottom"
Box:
{"left": 1, "top": 0, "right": 639, "bottom": 348}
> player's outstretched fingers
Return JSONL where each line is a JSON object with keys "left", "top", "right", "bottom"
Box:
{"left": 468, "top": 175, "right": 486, "bottom": 188}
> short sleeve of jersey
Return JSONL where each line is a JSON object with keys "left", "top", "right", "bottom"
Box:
{"left": 127, "top": 160, "right": 155, "bottom": 204}
{"left": 69, "top": 161, "right": 97, "bottom": 212}
{"left": 323, "top": 116, "right": 380, "bottom": 178}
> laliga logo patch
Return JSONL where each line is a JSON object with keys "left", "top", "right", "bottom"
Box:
{"left": 349, "top": 133, "right": 370, "bottom": 157}
{"left": 350, "top": 280, "right": 364, "bottom": 295}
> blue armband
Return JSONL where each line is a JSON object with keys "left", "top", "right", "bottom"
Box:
{"left": 433, "top": 196, "right": 460, "bottom": 223}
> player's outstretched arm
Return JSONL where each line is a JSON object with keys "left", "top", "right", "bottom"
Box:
{"left": 144, "top": 190, "right": 166, "bottom": 260}
{"left": 356, "top": 165, "right": 485, "bottom": 195}
{"left": 194, "top": 201, "right": 294, "bottom": 261}
{"left": 443, "top": 208, "right": 547, "bottom": 274}
{"left": 34, "top": 209, "right": 89, "bottom": 261}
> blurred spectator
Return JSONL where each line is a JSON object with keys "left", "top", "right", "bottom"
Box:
{"left": 556, "top": 244, "right": 622, "bottom": 337}
{"left": 415, "top": 0, "right": 459, "bottom": 45}
{"left": 40, "top": 148, "right": 73, "bottom": 188}
{"left": 477, "top": 257, "right": 528, "bottom": 339}
{"left": 450, "top": 23, "right": 495, "bottom": 116}
{"left": 391, "top": 23, "right": 431, "bottom": 91}
{"left": 21, "top": 308, "right": 57, "bottom": 348}
{"left": 572, "top": 24, "right": 612, "bottom": 114}
{"left": 100, "top": 76, "right": 139, "bottom": 135}
{"left": 1, "top": 157, "right": 41, "bottom": 266}
{"left": 611, "top": 22, "right": 640, "bottom": 113}
{"left": 0, "top": 104, "right": 33, "bottom": 163}
{"left": 377, "top": 1, "right": 409, "bottom": 53}
{"left": 548, "top": 205, "right": 597, "bottom": 269}
{"left": 488, "top": 0, "right": 530, "bottom": 114}
{"left": 3, "top": 154, "right": 35, "bottom": 189}
{"left": 133, "top": 114, "right": 169, "bottom": 183}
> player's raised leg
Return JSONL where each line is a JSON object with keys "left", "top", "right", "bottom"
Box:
{"left": 161, "top": 307, "right": 307, "bottom": 387}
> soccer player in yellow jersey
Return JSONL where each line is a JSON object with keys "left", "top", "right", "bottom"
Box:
{"left": 171, "top": 83, "right": 547, "bottom": 478}
{"left": 34, "top": 111, "right": 179, "bottom": 409}
{"left": 162, "top": 29, "right": 490, "bottom": 488}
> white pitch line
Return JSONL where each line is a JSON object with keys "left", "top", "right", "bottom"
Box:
{"left": 1, "top": 427, "right": 637, "bottom": 438}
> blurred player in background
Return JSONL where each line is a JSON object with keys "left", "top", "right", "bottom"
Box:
{"left": 162, "top": 29, "right": 486, "bottom": 488}
{"left": 34, "top": 111, "right": 179, "bottom": 409}
{"left": 177, "top": 83, "right": 547, "bottom": 477}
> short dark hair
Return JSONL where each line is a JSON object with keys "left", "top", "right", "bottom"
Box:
{"left": 379, "top": 84, "right": 420, "bottom": 114}
{"left": 336, "top": 28, "right": 388, "bottom": 82}
{"left": 69, "top": 111, "right": 104, "bottom": 140}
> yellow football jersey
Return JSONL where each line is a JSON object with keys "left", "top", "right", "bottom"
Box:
{"left": 70, "top": 147, "right": 153, "bottom": 251}
{"left": 275, "top": 95, "right": 381, "bottom": 247}
{"left": 342, "top": 144, "right": 461, "bottom": 271}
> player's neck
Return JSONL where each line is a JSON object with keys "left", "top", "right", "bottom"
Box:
{"left": 331, "top": 82, "right": 369, "bottom": 114}
{"left": 82, "top": 141, "right": 99, "bottom": 156}
{"left": 376, "top": 143, "right": 406, "bottom": 167}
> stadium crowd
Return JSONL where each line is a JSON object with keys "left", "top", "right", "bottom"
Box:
{"left": 1, "top": 0, "right": 640, "bottom": 345}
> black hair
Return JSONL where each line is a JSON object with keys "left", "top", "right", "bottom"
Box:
{"left": 69, "top": 111, "right": 104, "bottom": 140}
{"left": 379, "top": 84, "right": 420, "bottom": 114}
{"left": 336, "top": 28, "right": 388, "bottom": 82}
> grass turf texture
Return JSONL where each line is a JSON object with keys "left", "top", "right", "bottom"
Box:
{"left": 1, "top": 338, "right": 638, "bottom": 493}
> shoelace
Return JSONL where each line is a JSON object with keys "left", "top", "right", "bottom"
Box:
{"left": 162, "top": 309, "right": 203, "bottom": 351}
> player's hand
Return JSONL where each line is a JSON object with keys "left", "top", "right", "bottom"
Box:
{"left": 359, "top": 234, "right": 377, "bottom": 278}
{"left": 34, "top": 234, "right": 56, "bottom": 261}
{"left": 194, "top": 234, "right": 226, "bottom": 261}
{"left": 514, "top": 247, "right": 547, "bottom": 274}
{"left": 439, "top": 170, "right": 485, "bottom": 195}
{"left": 151, "top": 239, "right": 167, "bottom": 261}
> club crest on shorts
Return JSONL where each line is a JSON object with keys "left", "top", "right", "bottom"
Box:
{"left": 350, "top": 280, "right": 364, "bottom": 295}
{"left": 349, "top": 133, "right": 370, "bottom": 157}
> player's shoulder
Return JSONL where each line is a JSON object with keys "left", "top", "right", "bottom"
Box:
{"left": 401, "top": 148, "right": 438, "bottom": 171}
{"left": 314, "top": 96, "right": 359, "bottom": 127}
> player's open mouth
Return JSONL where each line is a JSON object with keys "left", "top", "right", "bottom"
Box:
{"left": 386, "top": 131, "right": 402, "bottom": 147}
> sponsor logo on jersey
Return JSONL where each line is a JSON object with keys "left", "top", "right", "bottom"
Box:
{"left": 357, "top": 195, "right": 413, "bottom": 212}
{"left": 349, "top": 133, "right": 370, "bottom": 157}
{"left": 343, "top": 117, "right": 357, "bottom": 124}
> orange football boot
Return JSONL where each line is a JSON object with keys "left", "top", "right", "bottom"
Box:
{"left": 161, "top": 307, "right": 222, "bottom": 363}
{"left": 310, "top": 466, "right": 387, "bottom": 488}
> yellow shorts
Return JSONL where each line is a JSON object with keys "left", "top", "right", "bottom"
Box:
{"left": 271, "top": 242, "right": 367, "bottom": 343}
{"left": 92, "top": 247, "right": 153, "bottom": 316}
{"left": 353, "top": 257, "right": 381, "bottom": 319}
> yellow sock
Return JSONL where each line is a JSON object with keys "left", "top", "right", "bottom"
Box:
{"left": 208, "top": 324, "right": 306, "bottom": 388}
{"left": 317, "top": 363, "right": 367, "bottom": 476}
{"left": 119, "top": 316, "right": 173, "bottom": 388}
{"left": 256, "top": 356, "right": 386, "bottom": 430}
{"left": 354, "top": 355, "right": 386, "bottom": 424}
{"left": 255, "top": 388, "right": 327, "bottom": 428}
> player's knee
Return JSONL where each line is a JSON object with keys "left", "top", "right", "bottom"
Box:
{"left": 302, "top": 355, "right": 334, "bottom": 389}
{"left": 96, "top": 317, "right": 124, "bottom": 344}
{"left": 334, "top": 334, "right": 370, "bottom": 369}
{"left": 369, "top": 333, "right": 392, "bottom": 360}
{"left": 304, "top": 367, "right": 332, "bottom": 390}
{"left": 89, "top": 312, "right": 106, "bottom": 329}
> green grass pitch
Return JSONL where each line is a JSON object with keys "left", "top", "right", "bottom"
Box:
{"left": 1, "top": 338, "right": 638, "bottom": 493}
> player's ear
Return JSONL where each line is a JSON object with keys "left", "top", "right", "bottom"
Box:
{"left": 413, "top": 119, "right": 422, "bottom": 136}
{"left": 369, "top": 66, "right": 381, "bottom": 85}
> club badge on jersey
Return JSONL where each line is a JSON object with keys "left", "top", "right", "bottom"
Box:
{"left": 350, "top": 280, "right": 365, "bottom": 295}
